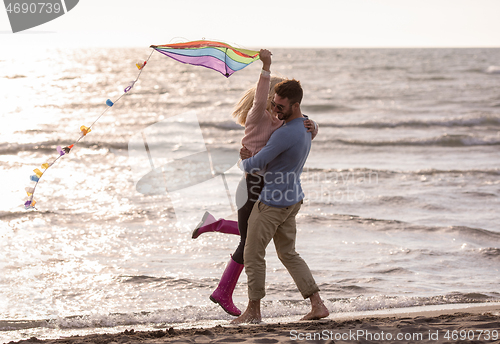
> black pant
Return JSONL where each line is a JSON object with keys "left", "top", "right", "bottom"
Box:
{"left": 232, "top": 173, "right": 264, "bottom": 264}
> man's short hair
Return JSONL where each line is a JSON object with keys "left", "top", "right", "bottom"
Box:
{"left": 275, "top": 79, "right": 303, "bottom": 105}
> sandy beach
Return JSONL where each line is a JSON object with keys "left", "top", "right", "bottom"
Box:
{"left": 6, "top": 303, "right": 499, "bottom": 344}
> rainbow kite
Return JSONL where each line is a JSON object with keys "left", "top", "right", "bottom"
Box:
{"left": 151, "top": 40, "right": 260, "bottom": 77}
{"left": 24, "top": 40, "right": 260, "bottom": 210}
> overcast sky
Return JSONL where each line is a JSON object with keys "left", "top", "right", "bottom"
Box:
{"left": 1, "top": 0, "right": 500, "bottom": 49}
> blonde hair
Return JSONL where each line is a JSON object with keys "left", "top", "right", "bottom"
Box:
{"left": 232, "top": 75, "right": 285, "bottom": 126}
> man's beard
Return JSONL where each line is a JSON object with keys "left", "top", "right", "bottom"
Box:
{"left": 278, "top": 108, "right": 293, "bottom": 121}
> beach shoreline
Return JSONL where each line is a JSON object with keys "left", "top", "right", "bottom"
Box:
{"left": 6, "top": 303, "right": 500, "bottom": 344}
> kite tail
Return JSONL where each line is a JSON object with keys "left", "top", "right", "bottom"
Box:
{"left": 23, "top": 40, "right": 260, "bottom": 210}
{"left": 24, "top": 49, "right": 155, "bottom": 210}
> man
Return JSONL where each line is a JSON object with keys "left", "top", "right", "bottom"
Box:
{"left": 232, "top": 79, "right": 329, "bottom": 324}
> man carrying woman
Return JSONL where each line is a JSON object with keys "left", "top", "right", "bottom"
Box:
{"left": 192, "top": 50, "right": 322, "bottom": 320}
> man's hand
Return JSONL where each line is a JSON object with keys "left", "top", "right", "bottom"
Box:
{"left": 240, "top": 145, "right": 252, "bottom": 160}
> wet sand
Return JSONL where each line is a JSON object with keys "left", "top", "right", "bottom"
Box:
{"left": 7, "top": 303, "right": 500, "bottom": 344}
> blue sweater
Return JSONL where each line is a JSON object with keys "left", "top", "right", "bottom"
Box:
{"left": 241, "top": 117, "right": 311, "bottom": 208}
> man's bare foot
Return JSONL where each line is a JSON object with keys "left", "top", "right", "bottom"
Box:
{"left": 300, "top": 292, "right": 329, "bottom": 321}
{"left": 231, "top": 300, "right": 262, "bottom": 324}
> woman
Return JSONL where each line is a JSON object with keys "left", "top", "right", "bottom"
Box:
{"left": 192, "top": 49, "right": 318, "bottom": 316}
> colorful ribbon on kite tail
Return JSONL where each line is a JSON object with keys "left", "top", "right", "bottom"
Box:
{"left": 150, "top": 40, "right": 260, "bottom": 77}
{"left": 24, "top": 50, "right": 154, "bottom": 210}
{"left": 24, "top": 40, "right": 260, "bottom": 210}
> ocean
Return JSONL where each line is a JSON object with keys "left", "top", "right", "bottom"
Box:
{"left": 1, "top": 47, "right": 499, "bottom": 342}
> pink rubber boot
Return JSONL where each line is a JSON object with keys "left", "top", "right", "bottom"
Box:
{"left": 210, "top": 256, "right": 244, "bottom": 316}
{"left": 192, "top": 211, "right": 240, "bottom": 239}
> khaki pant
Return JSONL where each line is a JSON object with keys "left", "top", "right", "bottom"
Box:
{"left": 244, "top": 200, "right": 320, "bottom": 301}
